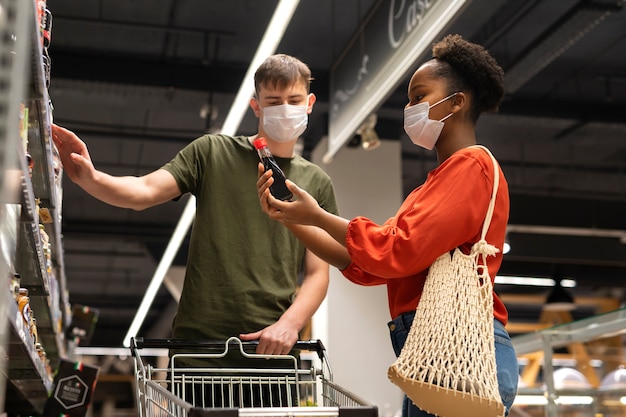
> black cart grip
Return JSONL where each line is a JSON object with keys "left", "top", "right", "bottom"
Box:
{"left": 131, "top": 337, "right": 326, "bottom": 359}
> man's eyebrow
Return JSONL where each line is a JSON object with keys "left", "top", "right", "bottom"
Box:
{"left": 263, "top": 93, "right": 306, "bottom": 100}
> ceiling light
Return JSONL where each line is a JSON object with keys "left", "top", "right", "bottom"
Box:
{"left": 544, "top": 279, "right": 575, "bottom": 312}
{"left": 513, "top": 395, "right": 547, "bottom": 406}
{"left": 122, "top": 0, "right": 301, "bottom": 347}
{"left": 600, "top": 367, "right": 626, "bottom": 390}
{"left": 74, "top": 346, "right": 168, "bottom": 357}
{"left": 356, "top": 113, "right": 380, "bottom": 150}
{"left": 360, "top": 128, "right": 381, "bottom": 150}
{"left": 506, "top": 224, "right": 626, "bottom": 240}
{"left": 503, "top": 233, "right": 511, "bottom": 254}
{"left": 556, "top": 396, "right": 594, "bottom": 405}
{"left": 515, "top": 394, "right": 593, "bottom": 406}
{"left": 551, "top": 368, "right": 591, "bottom": 391}
{"left": 494, "top": 276, "right": 576, "bottom": 287}
{"left": 502, "top": 242, "right": 510, "bottom": 254}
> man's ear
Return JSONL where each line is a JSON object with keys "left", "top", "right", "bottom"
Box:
{"left": 250, "top": 97, "right": 261, "bottom": 117}
{"left": 306, "top": 93, "right": 317, "bottom": 114}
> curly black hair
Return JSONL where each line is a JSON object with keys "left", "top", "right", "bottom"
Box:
{"left": 431, "top": 34, "right": 504, "bottom": 122}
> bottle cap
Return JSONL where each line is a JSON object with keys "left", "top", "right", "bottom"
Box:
{"left": 253, "top": 137, "right": 267, "bottom": 149}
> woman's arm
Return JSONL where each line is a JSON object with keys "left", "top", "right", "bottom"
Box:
{"left": 286, "top": 224, "right": 351, "bottom": 270}
{"left": 257, "top": 164, "right": 351, "bottom": 269}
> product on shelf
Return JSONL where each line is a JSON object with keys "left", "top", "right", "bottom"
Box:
{"left": 42, "top": 8, "right": 51, "bottom": 48}
{"left": 43, "top": 359, "right": 100, "bottom": 417}
{"left": 26, "top": 151, "right": 34, "bottom": 178}
{"left": 19, "top": 103, "right": 28, "bottom": 151}
{"left": 10, "top": 272, "right": 21, "bottom": 300}
{"left": 39, "top": 223, "right": 52, "bottom": 272}
{"left": 36, "top": 0, "right": 47, "bottom": 48}
{"left": 30, "top": 314, "right": 39, "bottom": 345}
{"left": 17, "top": 287, "right": 31, "bottom": 327}
{"left": 42, "top": 48, "right": 51, "bottom": 89}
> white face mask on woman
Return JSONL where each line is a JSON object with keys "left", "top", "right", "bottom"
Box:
{"left": 262, "top": 103, "right": 309, "bottom": 143}
{"left": 403, "top": 93, "right": 457, "bottom": 150}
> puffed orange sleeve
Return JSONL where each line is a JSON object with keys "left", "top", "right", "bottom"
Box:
{"left": 342, "top": 150, "right": 494, "bottom": 281}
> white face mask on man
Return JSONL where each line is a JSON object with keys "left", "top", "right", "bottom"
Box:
{"left": 262, "top": 103, "right": 309, "bottom": 143}
{"left": 403, "top": 93, "right": 457, "bottom": 150}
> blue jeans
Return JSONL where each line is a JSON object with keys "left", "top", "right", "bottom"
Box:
{"left": 388, "top": 312, "right": 518, "bottom": 417}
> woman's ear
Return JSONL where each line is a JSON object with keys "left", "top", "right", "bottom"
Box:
{"left": 451, "top": 91, "right": 467, "bottom": 112}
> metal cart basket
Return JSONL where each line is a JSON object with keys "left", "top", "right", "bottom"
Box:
{"left": 131, "top": 337, "right": 378, "bottom": 417}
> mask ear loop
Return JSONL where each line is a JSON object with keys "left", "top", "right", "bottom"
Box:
{"left": 428, "top": 92, "right": 459, "bottom": 109}
{"left": 438, "top": 112, "right": 454, "bottom": 123}
{"left": 430, "top": 92, "right": 459, "bottom": 122}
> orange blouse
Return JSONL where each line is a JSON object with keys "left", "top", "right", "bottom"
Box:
{"left": 342, "top": 146, "right": 509, "bottom": 325}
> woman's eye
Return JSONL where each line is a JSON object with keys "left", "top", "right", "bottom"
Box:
{"left": 408, "top": 95, "right": 423, "bottom": 105}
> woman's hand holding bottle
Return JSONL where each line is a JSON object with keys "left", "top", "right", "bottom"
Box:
{"left": 256, "top": 163, "right": 322, "bottom": 226}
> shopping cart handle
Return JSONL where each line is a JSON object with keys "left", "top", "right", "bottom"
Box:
{"left": 131, "top": 337, "right": 327, "bottom": 358}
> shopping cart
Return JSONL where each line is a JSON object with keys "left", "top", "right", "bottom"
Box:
{"left": 131, "top": 337, "right": 378, "bottom": 417}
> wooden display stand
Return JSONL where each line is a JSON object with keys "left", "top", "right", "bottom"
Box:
{"left": 511, "top": 297, "right": 623, "bottom": 388}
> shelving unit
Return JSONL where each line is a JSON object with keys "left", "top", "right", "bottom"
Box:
{"left": 0, "top": 0, "right": 30, "bottom": 413}
{"left": 0, "top": 0, "right": 70, "bottom": 414}
{"left": 511, "top": 308, "right": 626, "bottom": 417}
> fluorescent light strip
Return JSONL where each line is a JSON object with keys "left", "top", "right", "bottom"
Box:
{"left": 122, "top": 0, "right": 301, "bottom": 347}
{"left": 74, "top": 346, "right": 168, "bottom": 358}
{"left": 221, "top": 0, "right": 300, "bottom": 134}
{"left": 557, "top": 396, "right": 594, "bottom": 405}
{"left": 494, "top": 276, "right": 577, "bottom": 287}
{"left": 514, "top": 395, "right": 547, "bottom": 406}
{"left": 122, "top": 199, "right": 196, "bottom": 347}
{"left": 513, "top": 395, "right": 594, "bottom": 406}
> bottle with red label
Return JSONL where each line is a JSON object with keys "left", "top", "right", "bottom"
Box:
{"left": 253, "top": 137, "right": 293, "bottom": 201}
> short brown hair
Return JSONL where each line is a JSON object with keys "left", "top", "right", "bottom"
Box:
{"left": 254, "top": 54, "right": 313, "bottom": 96}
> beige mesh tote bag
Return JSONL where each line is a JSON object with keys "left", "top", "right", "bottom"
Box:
{"left": 388, "top": 146, "right": 505, "bottom": 417}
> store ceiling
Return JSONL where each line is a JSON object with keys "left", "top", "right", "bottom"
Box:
{"left": 44, "top": 0, "right": 626, "bottom": 347}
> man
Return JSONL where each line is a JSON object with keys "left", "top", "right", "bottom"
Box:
{"left": 52, "top": 54, "right": 338, "bottom": 372}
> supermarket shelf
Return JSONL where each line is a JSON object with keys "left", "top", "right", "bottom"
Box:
{"left": 4, "top": 296, "right": 53, "bottom": 415}
{"left": 1, "top": 0, "right": 70, "bottom": 414}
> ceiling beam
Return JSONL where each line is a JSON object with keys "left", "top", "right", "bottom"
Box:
{"left": 48, "top": 48, "right": 248, "bottom": 93}
{"left": 499, "top": 97, "right": 626, "bottom": 125}
{"left": 49, "top": 48, "right": 624, "bottom": 125}
{"left": 48, "top": 47, "right": 331, "bottom": 101}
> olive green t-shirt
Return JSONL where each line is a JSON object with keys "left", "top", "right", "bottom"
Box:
{"left": 161, "top": 134, "right": 337, "bottom": 366}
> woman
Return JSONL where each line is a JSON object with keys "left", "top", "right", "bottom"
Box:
{"left": 257, "top": 34, "right": 518, "bottom": 416}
